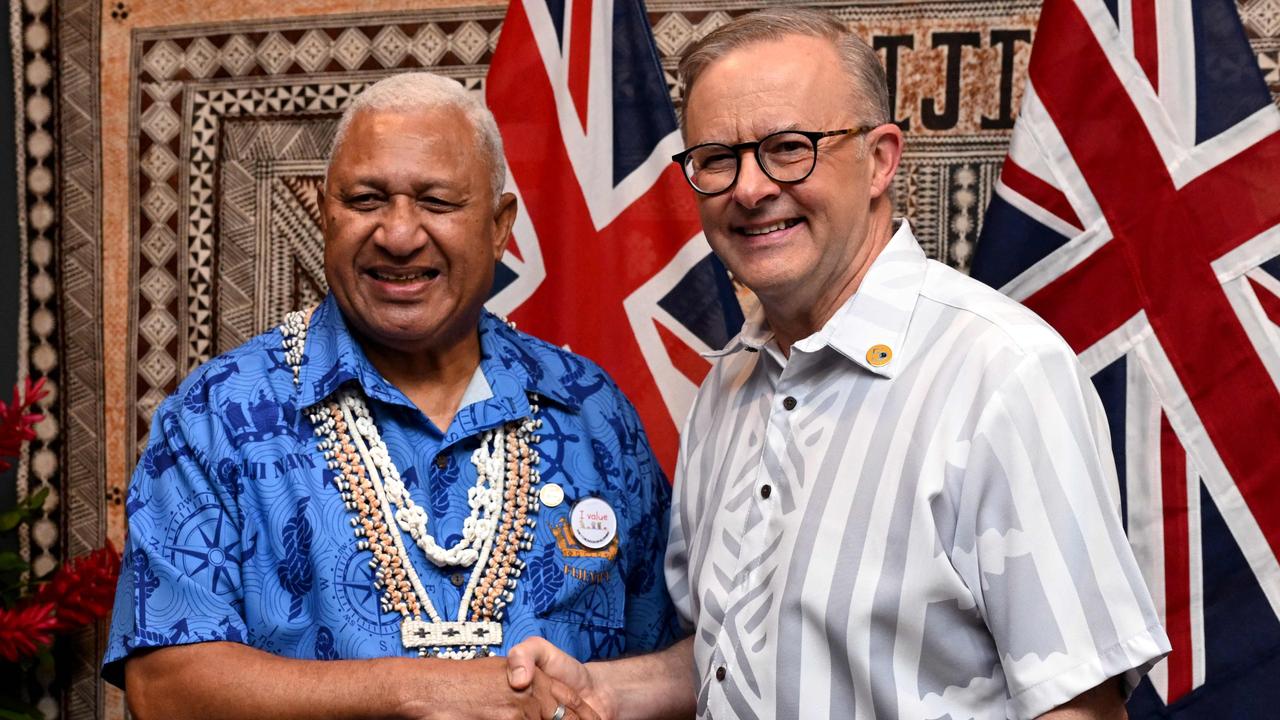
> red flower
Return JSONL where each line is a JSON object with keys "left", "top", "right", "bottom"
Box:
{"left": 0, "top": 377, "right": 48, "bottom": 472}
{"left": 0, "top": 602, "right": 57, "bottom": 662}
{"left": 33, "top": 543, "right": 121, "bottom": 632}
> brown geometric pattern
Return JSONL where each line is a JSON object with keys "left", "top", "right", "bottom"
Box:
{"left": 14, "top": 1, "right": 1280, "bottom": 718}
{"left": 125, "top": 2, "right": 1042, "bottom": 463}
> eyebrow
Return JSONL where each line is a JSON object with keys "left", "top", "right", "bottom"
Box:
{"left": 337, "top": 176, "right": 459, "bottom": 193}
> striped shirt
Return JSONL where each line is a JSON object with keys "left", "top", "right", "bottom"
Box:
{"left": 665, "top": 221, "right": 1169, "bottom": 719}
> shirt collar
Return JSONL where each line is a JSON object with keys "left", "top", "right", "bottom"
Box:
{"left": 296, "top": 294, "right": 581, "bottom": 418}
{"left": 473, "top": 311, "right": 581, "bottom": 412}
{"left": 705, "top": 220, "right": 928, "bottom": 379}
{"left": 703, "top": 294, "right": 772, "bottom": 359}
{"left": 297, "top": 293, "right": 403, "bottom": 409}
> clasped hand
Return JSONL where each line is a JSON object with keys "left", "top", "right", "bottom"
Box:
{"left": 506, "top": 638, "right": 612, "bottom": 720}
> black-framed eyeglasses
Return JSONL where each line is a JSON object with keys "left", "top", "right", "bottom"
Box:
{"left": 671, "top": 127, "right": 875, "bottom": 196}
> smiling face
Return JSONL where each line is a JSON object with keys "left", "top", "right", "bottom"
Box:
{"left": 683, "top": 35, "right": 894, "bottom": 317}
{"left": 320, "top": 106, "right": 516, "bottom": 356}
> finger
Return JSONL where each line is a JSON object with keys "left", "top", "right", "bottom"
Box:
{"left": 518, "top": 637, "right": 591, "bottom": 690}
{"left": 525, "top": 667, "right": 593, "bottom": 720}
{"left": 507, "top": 637, "right": 554, "bottom": 690}
{"left": 549, "top": 677, "right": 599, "bottom": 720}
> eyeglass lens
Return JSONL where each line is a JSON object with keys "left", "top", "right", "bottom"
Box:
{"left": 683, "top": 131, "right": 818, "bottom": 194}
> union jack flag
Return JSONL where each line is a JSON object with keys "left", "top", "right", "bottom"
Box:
{"left": 972, "top": 0, "right": 1280, "bottom": 715}
{"left": 485, "top": 0, "right": 741, "bottom": 477}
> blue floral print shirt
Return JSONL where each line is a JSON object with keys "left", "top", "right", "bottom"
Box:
{"left": 103, "top": 294, "right": 679, "bottom": 686}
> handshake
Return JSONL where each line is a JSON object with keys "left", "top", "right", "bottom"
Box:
{"left": 502, "top": 637, "right": 610, "bottom": 720}
{"left": 463, "top": 634, "right": 693, "bottom": 720}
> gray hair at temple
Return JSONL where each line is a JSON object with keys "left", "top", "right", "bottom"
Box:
{"left": 328, "top": 72, "right": 507, "bottom": 203}
{"left": 677, "top": 8, "right": 892, "bottom": 129}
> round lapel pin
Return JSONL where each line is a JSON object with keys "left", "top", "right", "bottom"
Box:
{"left": 570, "top": 497, "right": 617, "bottom": 549}
{"left": 539, "top": 482, "right": 565, "bottom": 508}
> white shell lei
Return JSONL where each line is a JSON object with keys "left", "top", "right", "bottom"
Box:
{"left": 280, "top": 309, "right": 544, "bottom": 658}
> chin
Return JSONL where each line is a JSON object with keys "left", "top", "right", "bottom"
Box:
{"left": 730, "top": 263, "right": 801, "bottom": 296}
{"left": 353, "top": 315, "right": 439, "bottom": 347}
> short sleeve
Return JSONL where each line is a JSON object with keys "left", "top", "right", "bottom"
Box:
{"left": 664, "top": 407, "right": 697, "bottom": 633}
{"left": 614, "top": 391, "right": 683, "bottom": 652}
{"left": 102, "top": 394, "right": 251, "bottom": 688}
{"left": 953, "top": 348, "right": 1169, "bottom": 719}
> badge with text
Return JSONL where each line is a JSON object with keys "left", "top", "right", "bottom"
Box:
{"left": 569, "top": 497, "right": 617, "bottom": 550}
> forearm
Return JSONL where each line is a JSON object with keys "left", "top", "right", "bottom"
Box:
{"left": 125, "top": 641, "right": 423, "bottom": 720}
{"left": 590, "top": 636, "right": 695, "bottom": 720}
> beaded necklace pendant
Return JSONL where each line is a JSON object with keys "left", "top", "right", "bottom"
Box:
{"left": 281, "top": 310, "right": 545, "bottom": 658}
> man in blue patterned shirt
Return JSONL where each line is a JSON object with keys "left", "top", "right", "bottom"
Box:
{"left": 103, "top": 72, "right": 678, "bottom": 719}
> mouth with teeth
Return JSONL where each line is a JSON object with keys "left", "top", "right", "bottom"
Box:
{"left": 738, "top": 218, "right": 802, "bottom": 237}
{"left": 366, "top": 268, "right": 441, "bottom": 283}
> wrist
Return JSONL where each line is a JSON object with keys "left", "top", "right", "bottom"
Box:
{"left": 386, "top": 657, "right": 442, "bottom": 720}
{"left": 584, "top": 661, "right": 621, "bottom": 720}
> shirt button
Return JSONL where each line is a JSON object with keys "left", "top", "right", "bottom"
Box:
{"left": 450, "top": 572, "right": 465, "bottom": 587}
{"left": 760, "top": 485, "right": 772, "bottom": 499}
{"left": 715, "top": 666, "right": 727, "bottom": 681}
{"left": 782, "top": 396, "right": 797, "bottom": 411}
{"left": 435, "top": 454, "right": 449, "bottom": 469}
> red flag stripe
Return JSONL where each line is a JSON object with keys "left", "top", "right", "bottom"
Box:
{"left": 1249, "top": 277, "right": 1280, "bottom": 327}
{"left": 1020, "top": 241, "right": 1143, "bottom": 354}
{"left": 1181, "top": 130, "right": 1280, "bottom": 259}
{"left": 487, "top": 0, "right": 705, "bottom": 477}
{"left": 1028, "top": 0, "right": 1280, "bottom": 553}
{"left": 655, "top": 321, "right": 712, "bottom": 386}
{"left": 998, "top": 157, "right": 1084, "bottom": 232}
{"left": 567, "top": 0, "right": 592, "bottom": 132}
{"left": 1131, "top": 0, "right": 1160, "bottom": 90}
{"left": 1160, "top": 415, "right": 1194, "bottom": 703}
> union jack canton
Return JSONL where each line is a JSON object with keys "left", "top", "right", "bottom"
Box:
{"left": 485, "top": 0, "right": 743, "bottom": 479}
{"left": 972, "top": 1, "right": 1280, "bottom": 716}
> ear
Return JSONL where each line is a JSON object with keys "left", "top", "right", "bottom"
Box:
{"left": 866, "top": 123, "right": 904, "bottom": 200}
{"left": 491, "top": 192, "right": 519, "bottom": 261}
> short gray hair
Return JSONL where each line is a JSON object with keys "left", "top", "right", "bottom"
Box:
{"left": 328, "top": 72, "right": 507, "bottom": 201}
{"left": 678, "top": 8, "right": 891, "bottom": 128}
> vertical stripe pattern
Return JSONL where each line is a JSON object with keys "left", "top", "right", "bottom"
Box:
{"left": 666, "top": 222, "right": 1169, "bottom": 719}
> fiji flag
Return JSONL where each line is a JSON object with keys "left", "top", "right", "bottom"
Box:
{"left": 485, "top": 0, "right": 741, "bottom": 478}
{"left": 972, "top": 0, "right": 1280, "bottom": 715}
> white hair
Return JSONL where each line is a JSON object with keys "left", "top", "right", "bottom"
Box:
{"left": 328, "top": 72, "right": 507, "bottom": 202}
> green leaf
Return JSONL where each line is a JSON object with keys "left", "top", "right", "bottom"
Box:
{"left": 0, "top": 489, "right": 50, "bottom": 531}
{"left": 0, "top": 552, "right": 27, "bottom": 573}
{"left": 0, "top": 510, "right": 23, "bottom": 532}
{"left": 24, "top": 488, "right": 49, "bottom": 512}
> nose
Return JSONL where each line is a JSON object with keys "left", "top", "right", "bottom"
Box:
{"left": 729, "top": 150, "right": 781, "bottom": 209}
{"left": 374, "top": 195, "right": 429, "bottom": 257}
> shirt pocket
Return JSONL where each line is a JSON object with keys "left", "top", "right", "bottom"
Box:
{"left": 531, "top": 515, "right": 625, "bottom": 630}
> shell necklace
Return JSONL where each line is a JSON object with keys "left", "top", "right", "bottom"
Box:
{"left": 281, "top": 309, "right": 544, "bottom": 657}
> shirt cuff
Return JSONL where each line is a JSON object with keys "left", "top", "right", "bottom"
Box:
{"left": 1009, "top": 623, "right": 1171, "bottom": 719}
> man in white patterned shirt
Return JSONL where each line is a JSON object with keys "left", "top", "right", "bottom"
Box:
{"left": 508, "top": 8, "right": 1170, "bottom": 719}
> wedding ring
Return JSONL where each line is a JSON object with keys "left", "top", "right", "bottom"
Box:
{"left": 550, "top": 705, "right": 566, "bottom": 720}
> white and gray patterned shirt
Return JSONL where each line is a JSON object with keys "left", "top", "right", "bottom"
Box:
{"left": 665, "top": 221, "right": 1170, "bottom": 720}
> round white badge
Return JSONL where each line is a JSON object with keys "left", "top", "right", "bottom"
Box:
{"left": 570, "top": 497, "right": 617, "bottom": 549}
{"left": 539, "top": 483, "right": 565, "bottom": 508}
